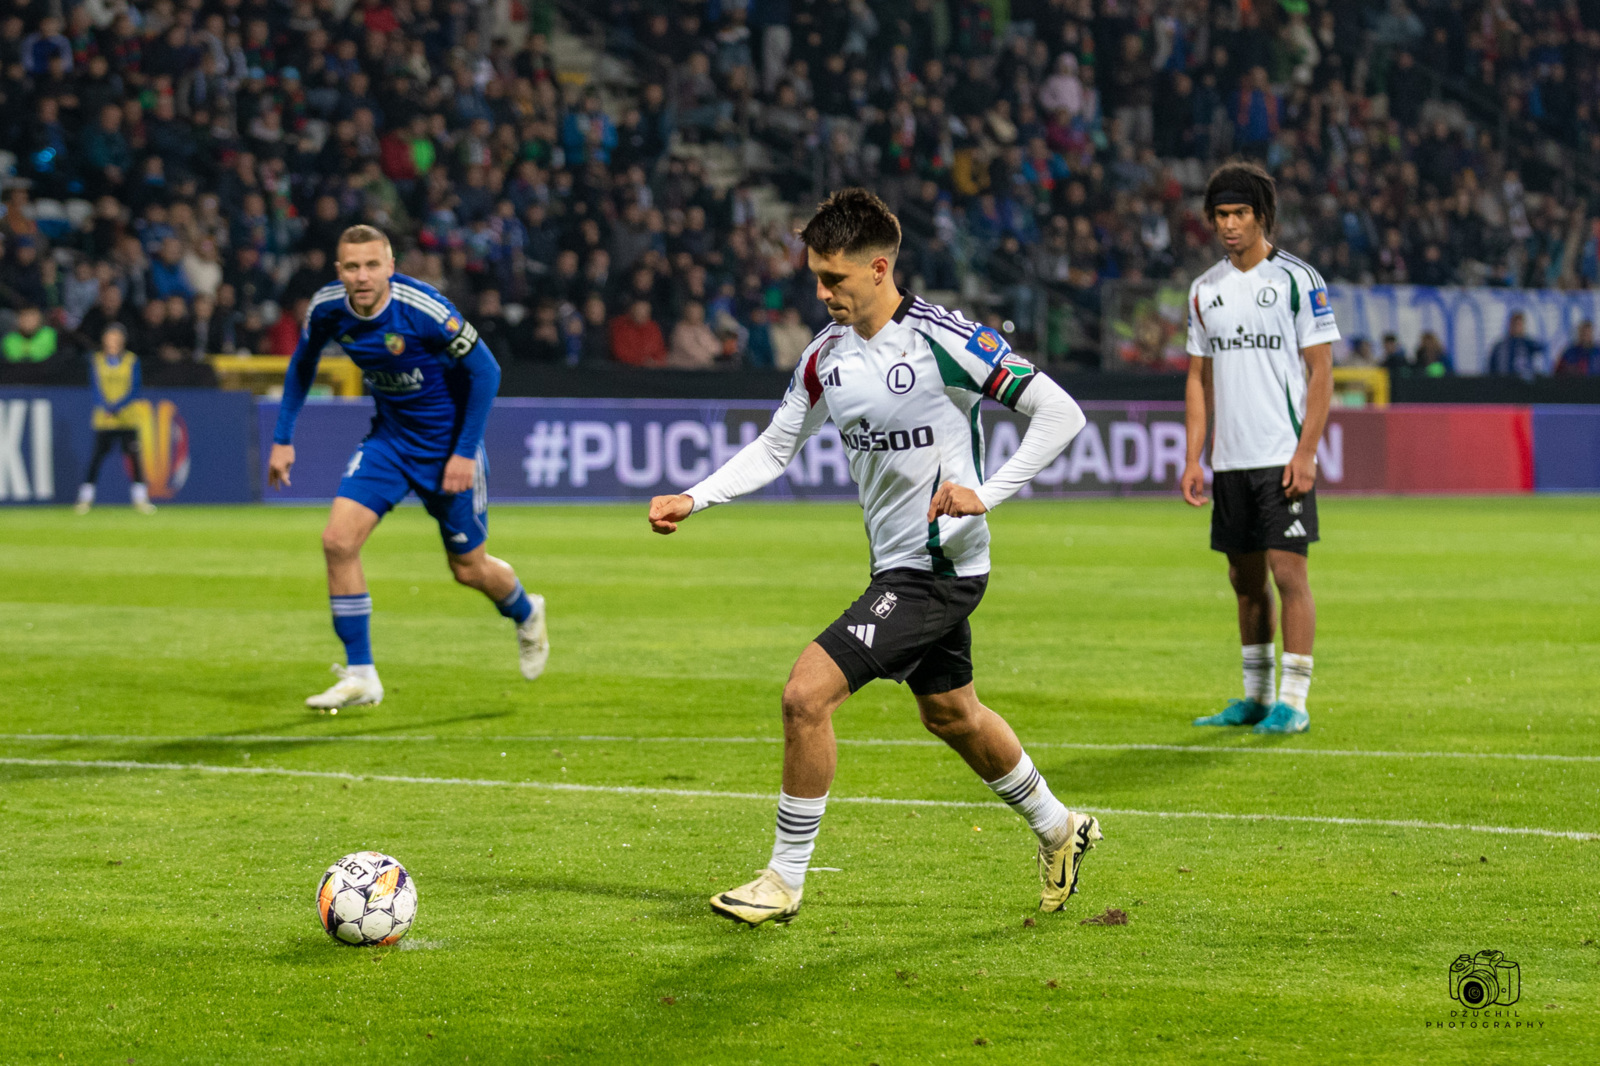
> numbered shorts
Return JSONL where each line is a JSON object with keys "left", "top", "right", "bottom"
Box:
{"left": 1210, "top": 465, "right": 1318, "bottom": 556}
{"left": 814, "top": 568, "right": 989, "bottom": 697}
{"left": 337, "top": 435, "right": 489, "bottom": 554}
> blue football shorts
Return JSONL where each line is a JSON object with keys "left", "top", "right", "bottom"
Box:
{"left": 336, "top": 435, "right": 489, "bottom": 554}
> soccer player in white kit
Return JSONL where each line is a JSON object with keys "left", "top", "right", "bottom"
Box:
{"left": 648, "top": 189, "right": 1100, "bottom": 925}
{"left": 1180, "top": 162, "right": 1338, "bottom": 735}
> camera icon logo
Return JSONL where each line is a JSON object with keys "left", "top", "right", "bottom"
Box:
{"left": 1449, "top": 949, "right": 1521, "bottom": 1007}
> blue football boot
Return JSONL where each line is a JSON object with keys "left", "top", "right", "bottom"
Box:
{"left": 1251, "top": 702, "right": 1310, "bottom": 734}
{"left": 1192, "top": 698, "right": 1269, "bottom": 727}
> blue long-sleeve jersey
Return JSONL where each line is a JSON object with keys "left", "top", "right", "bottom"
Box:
{"left": 273, "top": 273, "right": 501, "bottom": 460}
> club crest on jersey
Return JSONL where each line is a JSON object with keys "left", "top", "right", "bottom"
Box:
{"left": 870, "top": 591, "right": 898, "bottom": 619}
{"left": 1310, "top": 287, "right": 1333, "bottom": 316}
{"left": 966, "top": 326, "right": 1009, "bottom": 364}
{"left": 1256, "top": 287, "right": 1278, "bottom": 307}
{"left": 384, "top": 332, "right": 406, "bottom": 355}
{"left": 998, "top": 353, "right": 1034, "bottom": 377}
{"left": 885, "top": 362, "right": 915, "bottom": 394}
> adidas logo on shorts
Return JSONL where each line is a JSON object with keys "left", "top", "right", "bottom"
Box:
{"left": 1283, "top": 520, "right": 1307, "bottom": 538}
{"left": 846, "top": 623, "right": 876, "bottom": 648}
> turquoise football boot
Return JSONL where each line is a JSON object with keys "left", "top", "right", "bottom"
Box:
{"left": 1251, "top": 702, "right": 1310, "bottom": 734}
{"left": 1192, "top": 698, "right": 1269, "bottom": 727}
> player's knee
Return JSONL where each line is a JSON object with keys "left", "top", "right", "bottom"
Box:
{"left": 322, "top": 526, "right": 361, "bottom": 561}
{"left": 919, "top": 700, "right": 976, "bottom": 741}
{"left": 780, "top": 682, "right": 830, "bottom": 728}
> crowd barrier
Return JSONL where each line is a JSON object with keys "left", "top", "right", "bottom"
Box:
{"left": 0, "top": 389, "right": 1582, "bottom": 504}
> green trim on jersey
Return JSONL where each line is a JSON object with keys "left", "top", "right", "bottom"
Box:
{"left": 1288, "top": 271, "right": 1300, "bottom": 316}
{"left": 917, "top": 328, "right": 986, "bottom": 482}
{"left": 919, "top": 330, "right": 982, "bottom": 392}
{"left": 1285, "top": 380, "right": 1303, "bottom": 438}
{"left": 968, "top": 403, "right": 984, "bottom": 484}
{"left": 926, "top": 473, "right": 958, "bottom": 576}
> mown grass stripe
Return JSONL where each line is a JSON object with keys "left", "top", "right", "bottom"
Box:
{"left": 4, "top": 756, "right": 1594, "bottom": 842}
{"left": 5, "top": 733, "right": 1600, "bottom": 764}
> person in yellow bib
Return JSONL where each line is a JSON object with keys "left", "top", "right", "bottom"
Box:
{"left": 76, "top": 323, "right": 156, "bottom": 515}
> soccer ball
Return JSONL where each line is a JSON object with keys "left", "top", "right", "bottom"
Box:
{"left": 316, "top": 851, "right": 418, "bottom": 946}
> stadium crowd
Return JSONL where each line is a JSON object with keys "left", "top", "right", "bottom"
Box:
{"left": 4, "top": 0, "right": 1600, "bottom": 382}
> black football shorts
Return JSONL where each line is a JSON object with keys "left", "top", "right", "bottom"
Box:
{"left": 1211, "top": 465, "right": 1319, "bottom": 555}
{"left": 814, "top": 568, "right": 988, "bottom": 697}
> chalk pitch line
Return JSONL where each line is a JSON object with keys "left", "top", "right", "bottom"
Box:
{"left": 2, "top": 756, "right": 1594, "bottom": 842}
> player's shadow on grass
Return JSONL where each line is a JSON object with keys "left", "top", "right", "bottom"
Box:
{"left": 446, "top": 871, "right": 714, "bottom": 909}
{"left": 1032, "top": 748, "right": 1241, "bottom": 800}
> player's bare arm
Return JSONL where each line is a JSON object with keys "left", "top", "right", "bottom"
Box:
{"left": 1181, "top": 355, "right": 1212, "bottom": 506}
{"left": 927, "top": 480, "right": 987, "bottom": 520}
{"left": 648, "top": 493, "right": 694, "bottom": 534}
{"left": 1284, "top": 342, "right": 1333, "bottom": 499}
{"left": 268, "top": 443, "right": 295, "bottom": 489}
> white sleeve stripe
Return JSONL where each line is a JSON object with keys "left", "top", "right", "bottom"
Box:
{"left": 391, "top": 287, "right": 452, "bottom": 323}
{"left": 392, "top": 280, "right": 453, "bottom": 315}
{"left": 392, "top": 284, "right": 453, "bottom": 322}
{"left": 1276, "top": 251, "right": 1326, "bottom": 289}
{"left": 391, "top": 283, "right": 454, "bottom": 321}
{"left": 310, "top": 289, "right": 344, "bottom": 309}
{"left": 913, "top": 299, "right": 977, "bottom": 338}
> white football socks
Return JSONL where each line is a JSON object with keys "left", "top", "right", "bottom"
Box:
{"left": 1242, "top": 643, "right": 1275, "bottom": 705}
{"left": 77, "top": 483, "right": 95, "bottom": 506}
{"left": 346, "top": 664, "right": 378, "bottom": 681}
{"left": 769, "top": 792, "right": 827, "bottom": 891}
{"left": 130, "top": 482, "right": 150, "bottom": 507}
{"left": 1279, "top": 653, "right": 1314, "bottom": 712}
{"left": 985, "top": 750, "right": 1071, "bottom": 849}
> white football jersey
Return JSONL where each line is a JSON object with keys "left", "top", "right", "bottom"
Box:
{"left": 1186, "top": 248, "right": 1339, "bottom": 471}
{"left": 687, "top": 295, "right": 1079, "bottom": 577}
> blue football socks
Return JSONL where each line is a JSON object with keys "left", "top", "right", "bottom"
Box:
{"left": 330, "top": 593, "right": 374, "bottom": 665}
{"left": 496, "top": 580, "right": 534, "bottom": 625}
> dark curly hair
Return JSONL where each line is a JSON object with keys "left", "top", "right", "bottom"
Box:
{"left": 798, "top": 187, "right": 902, "bottom": 260}
{"left": 1204, "top": 161, "right": 1277, "bottom": 235}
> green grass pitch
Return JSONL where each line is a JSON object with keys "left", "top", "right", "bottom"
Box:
{"left": 1, "top": 496, "right": 1597, "bottom": 1064}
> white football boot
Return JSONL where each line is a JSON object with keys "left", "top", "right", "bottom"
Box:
{"left": 516, "top": 593, "right": 549, "bottom": 680}
{"left": 305, "top": 665, "right": 384, "bottom": 714}
{"left": 710, "top": 869, "right": 803, "bottom": 926}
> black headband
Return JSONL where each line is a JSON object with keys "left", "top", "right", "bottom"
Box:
{"left": 1208, "top": 189, "right": 1256, "bottom": 207}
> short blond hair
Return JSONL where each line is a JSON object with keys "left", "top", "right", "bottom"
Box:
{"left": 337, "top": 224, "right": 392, "bottom": 252}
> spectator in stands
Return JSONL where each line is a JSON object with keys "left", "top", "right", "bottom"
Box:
{"left": 266, "top": 299, "right": 306, "bottom": 357}
{"left": 3, "top": 306, "right": 57, "bottom": 364}
{"left": 148, "top": 238, "right": 195, "bottom": 302}
{"left": 474, "top": 290, "right": 515, "bottom": 362}
{"left": 668, "top": 300, "right": 720, "bottom": 369}
{"left": 2, "top": 240, "right": 49, "bottom": 310}
{"left": 746, "top": 308, "right": 776, "bottom": 369}
{"left": 1380, "top": 333, "right": 1409, "bottom": 373}
{"left": 517, "top": 301, "right": 564, "bottom": 363}
{"left": 1555, "top": 321, "right": 1600, "bottom": 376}
{"left": 578, "top": 295, "right": 613, "bottom": 364}
{"left": 610, "top": 298, "right": 668, "bottom": 367}
{"left": 1488, "top": 312, "right": 1549, "bottom": 380}
{"left": 769, "top": 306, "right": 812, "bottom": 371}
{"left": 1413, "top": 333, "right": 1454, "bottom": 377}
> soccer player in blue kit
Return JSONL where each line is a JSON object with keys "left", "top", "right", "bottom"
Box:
{"left": 268, "top": 226, "right": 548, "bottom": 712}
